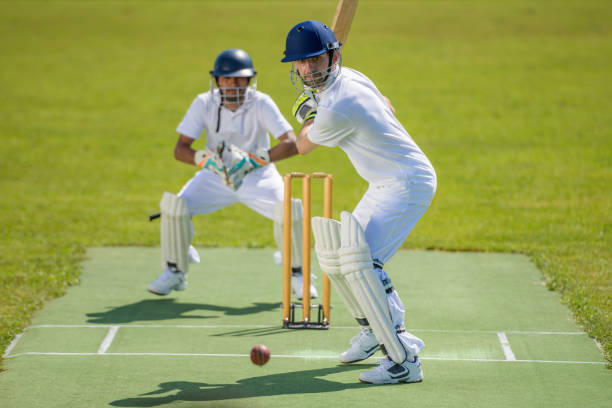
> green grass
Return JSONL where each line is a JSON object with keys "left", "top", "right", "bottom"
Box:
{"left": 0, "top": 0, "right": 610, "bottom": 369}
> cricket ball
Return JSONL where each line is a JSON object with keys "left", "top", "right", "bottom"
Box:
{"left": 250, "top": 344, "right": 270, "bottom": 366}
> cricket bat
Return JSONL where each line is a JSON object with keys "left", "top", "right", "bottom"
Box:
{"left": 331, "top": 0, "right": 359, "bottom": 46}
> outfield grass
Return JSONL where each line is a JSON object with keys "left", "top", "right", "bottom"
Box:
{"left": 0, "top": 0, "right": 610, "bottom": 369}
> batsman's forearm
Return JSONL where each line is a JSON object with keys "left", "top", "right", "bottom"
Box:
{"left": 296, "top": 120, "right": 318, "bottom": 155}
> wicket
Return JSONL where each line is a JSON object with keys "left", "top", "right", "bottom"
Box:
{"left": 282, "top": 172, "right": 333, "bottom": 329}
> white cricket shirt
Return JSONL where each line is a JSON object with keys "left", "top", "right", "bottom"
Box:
{"left": 177, "top": 89, "right": 292, "bottom": 152}
{"left": 308, "top": 68, "right": 435, "bottom": 184}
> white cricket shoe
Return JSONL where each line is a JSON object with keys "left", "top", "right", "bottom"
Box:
{"left": 291, "top": 273, "right": 318, "bottom": 300}
{"left": 340, "top": 328, "right": 380, "bottom": 363}
{"left": 147, "top": 268, "right": 186, "bottom": 296}
{"left": 359, "top": 356, "right": 423, "bottom": 385}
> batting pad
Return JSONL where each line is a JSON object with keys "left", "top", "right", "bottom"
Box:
{"left": 338, "top": 211, "right": 409, "bottom": 364}
{"left": 160, "top": 192, "right": 193, "bottom": 274}
{"left": 311, "top": 216, "right": 367, "bottom": 326}
{"left": 273, "top": 199, "right": 303, "bottom": 268}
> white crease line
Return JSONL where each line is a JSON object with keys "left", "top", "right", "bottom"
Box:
{"left": 2, "top": 333, "right": 23, "bottom": 358}
{"left": 497, "top": 332, "right": 516, "bottom": 361}
{"left": 4, "top": 351, "right": 605, "bottom": 365}
{"left": 421, "top": 357, "right": 605, "bottom": 365}
{"left": 416, "top": 330, "right": 586, "bottom": 335}
{"left": 98, "top": 326, "right": 119, "bottom": 354}
{"left": 26, "top": 324, "right": 587, "bottom": 335}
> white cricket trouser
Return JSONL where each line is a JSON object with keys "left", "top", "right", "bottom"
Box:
{"left": 178, "top": 164, "right": 284, "bottom": 219}
{"left": 352, "top": 176, "right": 436, "bottom": 357}
{"left": 352, "top": 176, "right": 437, "bottom": 265}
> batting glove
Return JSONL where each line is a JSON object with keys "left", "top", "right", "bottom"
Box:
{"left": 291, "top": 91, "right": 317, "bottom": 124}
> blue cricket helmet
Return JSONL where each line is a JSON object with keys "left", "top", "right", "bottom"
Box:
{"left": 210, "top": 48, "right": 256, "bottom": 77}
{"left": 281, "top": 20, "right": 341, "bottom": 62}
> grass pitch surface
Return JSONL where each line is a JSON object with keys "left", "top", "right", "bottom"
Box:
{"left": 1, "top": 247, "right": 609, "bottom": 407}
{"left": 0, "top": 0, "right": 610, "bottom": 373}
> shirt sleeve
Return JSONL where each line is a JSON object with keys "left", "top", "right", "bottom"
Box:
{"left": 258, "top": 95, "right": 293, "bottom": 139}
{"left": 176, "top": 96, "right": 207, "bottom": 140}
{"left": 307, "top": 107, "right": 355, "bottom": 147}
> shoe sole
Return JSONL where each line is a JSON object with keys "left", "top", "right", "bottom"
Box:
{"left": 147, "top": 288, "right": 170, "bottom": 296}
{"left": 358, "top": 360, "right": 423, "bottom": 384}
{"left": 359, "top": 377, "right": 423, "bottom": 385}
{"left": 147, "top": 282, "right": 184, "bottom": 296}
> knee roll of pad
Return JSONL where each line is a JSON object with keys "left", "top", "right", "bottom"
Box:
{"left": 311, "top": 217, "right": 341, "bottom": 275}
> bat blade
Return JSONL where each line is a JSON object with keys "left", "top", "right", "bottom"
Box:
{"left": 331, "top": 0, "right": 358, "bottom": 46}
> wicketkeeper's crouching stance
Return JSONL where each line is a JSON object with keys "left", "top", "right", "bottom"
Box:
{"left": 149, "top": 48, "right": 316, "bottom": 299}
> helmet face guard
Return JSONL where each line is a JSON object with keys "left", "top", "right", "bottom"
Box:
{"left": 289, "top": 52, "right": 342, "bottom": 92}
{"left": 281, "top": 21, "right": 342, "bottom": 92}
{"left": 210, "top": 48, "right": 257, "bottom": 106}
{"left": 210, "top": 76, "right": 257, "bottom": 106}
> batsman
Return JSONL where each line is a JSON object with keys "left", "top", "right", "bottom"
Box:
{"left": 282, "top": 21, "right": 437, "bottom": 384}
{"left": 148, "top": 48, "right": 316, "bottom": 300}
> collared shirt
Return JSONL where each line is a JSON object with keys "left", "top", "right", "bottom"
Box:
{"left": 177, "top": 89, "right": 292, "bottom": 152}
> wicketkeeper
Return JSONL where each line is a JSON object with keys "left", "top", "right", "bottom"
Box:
{"left": 282, "top": 21, "right": 437, "bottom": 384}
{"left": 148, "top": 48, "right": 316, "bottom": 299}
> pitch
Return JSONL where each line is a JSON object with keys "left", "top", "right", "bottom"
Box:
{"left": 1, "top": 248, "right": 608, "bottom": 407}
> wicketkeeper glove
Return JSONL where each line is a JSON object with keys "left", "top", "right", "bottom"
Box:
{"left": 291, "top": 91, "right": 317, "bottom": 124}
{"left": 194, "top": 142, "right": 231, "bottom": 187}
{"left": 222, "top": 144, "right": 270, "bottom": 190}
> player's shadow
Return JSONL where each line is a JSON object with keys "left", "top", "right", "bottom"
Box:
{"left": 109, "top": 364, "right": 372, "bottom": 407}
{"left": 86, "top": 299, "right": 279, "bottom": 324}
